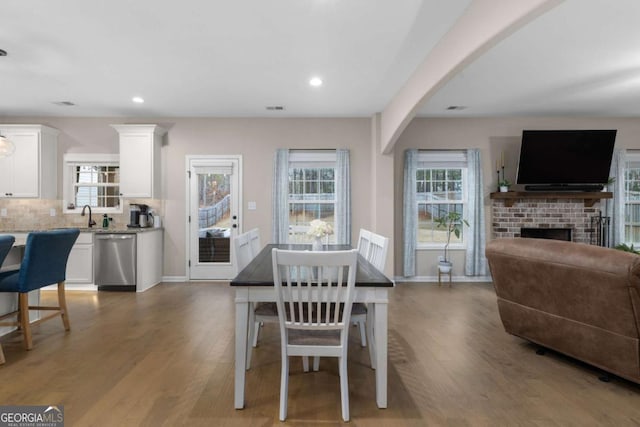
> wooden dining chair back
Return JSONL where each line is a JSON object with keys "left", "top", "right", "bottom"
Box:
{"left": 0, "top": 235, "right": 16, "bottom": 364}
{"left": 272, "top": 248, "right": 358, "bottom": 422}
{"left": 0, "top": 228, "right": 79, "bottom": 356}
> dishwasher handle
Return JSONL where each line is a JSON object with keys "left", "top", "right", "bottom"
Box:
{"left": 96, "top": 234, "right": 136, "bottom": 240}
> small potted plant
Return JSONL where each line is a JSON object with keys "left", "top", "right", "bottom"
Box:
{"left": 499, "top": 179, "right": 511, "bottom": 192}
{"left": 434, "top": 211, "right": 469, "bottom": 273}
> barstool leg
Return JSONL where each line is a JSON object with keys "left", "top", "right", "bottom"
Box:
{"left": 58, "top": 281, "right": 70, "bottom": 331}
{"left": 19, "top": 293, "right": 33, "bottom": 350}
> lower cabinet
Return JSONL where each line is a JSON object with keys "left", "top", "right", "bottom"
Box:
{"left": 65, "top": 232, "right": 94, "bottom": 285}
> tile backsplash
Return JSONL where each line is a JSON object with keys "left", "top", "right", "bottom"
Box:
{"left": 0, "top": 199, "right": 163, "bottom": 231}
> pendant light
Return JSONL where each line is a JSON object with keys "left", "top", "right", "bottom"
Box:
{"left": 0, "top": 134, "right": 15, "bottom": 158}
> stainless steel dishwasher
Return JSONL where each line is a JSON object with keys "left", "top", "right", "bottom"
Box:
{"left": 95, "top": 233, "right": 136, "bottom": 291}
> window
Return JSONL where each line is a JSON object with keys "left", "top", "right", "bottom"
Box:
{"left": 63, "top": 154, "right": 122, "bottom": 214}
{"left": 624, "top": 153, "right": 640, "bottom": 244}
{"left": 416, "top": 151, "right": 468, "bottom": 247}
{"left": 288, "top": 151, "right": 337, "bottom": 243}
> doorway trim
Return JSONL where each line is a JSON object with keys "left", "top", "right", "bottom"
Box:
{"left": 185, "top": 154, "right": 243, "bottom": 280}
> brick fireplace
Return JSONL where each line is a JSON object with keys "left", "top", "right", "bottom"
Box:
{"left": 490, "top": 192, "right": 611, "bottom": 244}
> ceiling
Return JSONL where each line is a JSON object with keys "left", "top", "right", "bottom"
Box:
{"left": 0, "top": 0, "right": 638, "bottom": 118}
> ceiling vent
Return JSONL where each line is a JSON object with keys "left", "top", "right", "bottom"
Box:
{"left": 52, "top": 101, "right": 76, "bottom": 106}
{"left": 266, "top": 105, "right": 285, "bottom": 111}
{"left": 446, "top": 105, "right": 467, "bottom": 111}
{"left": 0, "top": 49, "right": 7, "bottom": 57}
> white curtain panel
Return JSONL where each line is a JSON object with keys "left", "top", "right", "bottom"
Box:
{"left": 402, "top": 149, "right": 418, "bottom": 277}
{"left": 610, "top": 149, "right": 627, "bottom": 246}
{"left": 272, "top": 149, "right": 290, "bottom": 243}
{"left": 465, "top": 148, "right": 487, "bottom": 276}
{"left": 335, "top": 149, "right": 351, "bottom": 245}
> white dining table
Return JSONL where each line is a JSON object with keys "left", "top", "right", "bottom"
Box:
{"left": 230, "top": 243, "right": 394, "bottom": 410}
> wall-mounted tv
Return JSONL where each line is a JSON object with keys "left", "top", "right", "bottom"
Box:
{"left": 516, "top": 129, "right": 616, "bottom": 191}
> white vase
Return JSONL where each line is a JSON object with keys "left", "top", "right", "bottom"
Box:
{"left": 312, "top": 236, "right": 323, "bottom": 251}
{"left": 499, "top": 185, "right": 509, "bottom": 192}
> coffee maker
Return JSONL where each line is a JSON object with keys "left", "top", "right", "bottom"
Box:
{"left": 128, "top": 203, "right": 150, "bottom": 228}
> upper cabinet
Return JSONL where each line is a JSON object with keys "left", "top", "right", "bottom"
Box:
{"left": 111, "top": 124, "right": 166, "bottom": 199}
{"left": 0, "top": 125, "right": 58, "bottom": 199}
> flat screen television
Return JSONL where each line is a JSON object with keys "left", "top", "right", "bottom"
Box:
{"left": 516, "top": 129, "right": 616, "bottom": 191}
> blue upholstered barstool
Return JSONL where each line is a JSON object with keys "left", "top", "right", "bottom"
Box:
{"left": 0, "top": 235, "right": 16, "bottom": 364}
{"left": 0, "top": 229, "right": 79, "bottom": 357}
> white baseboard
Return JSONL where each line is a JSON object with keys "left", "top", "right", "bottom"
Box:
{"left": 393, "top": 275, "right": 492, "bottom": 283}
{"left": 43, "top": 284, "right": 97, "bottom": 291}
{"left": 161, "top": 276, "right": 188, "bottom": 283}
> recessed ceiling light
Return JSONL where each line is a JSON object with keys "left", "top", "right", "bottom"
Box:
{"left": 132, "top": 96, "right": 145, "bottom": 104}
{"left": 446, "top": 105, "right": 467, "bottom": 110}
{"left": 309, "top": 77, "right": 323, "bottom": 87}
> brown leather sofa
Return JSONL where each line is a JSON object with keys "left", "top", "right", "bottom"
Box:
{"left": 486, "top": 238, "right": 640, "bottom": 383}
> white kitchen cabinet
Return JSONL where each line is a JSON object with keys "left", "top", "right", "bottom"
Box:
{"left": 111, "top": 124, "right": 166, "bottom": 199}
{"left": 65, "top": 232, "right": 94, "bottom": 285}
{"left": 0, "top": 125, "right": 58, "bottom": 199}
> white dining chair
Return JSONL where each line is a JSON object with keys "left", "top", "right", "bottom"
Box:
{"left": 352, "top": 229, "right": 389, "bottom": 368}
{"left": 233, "top": 232, "right": 253, "bottom": 273}
{"left": 247, "top": 228, "right": 261, "bottom": 258}
{"left": 272, "top": 248, "right": 358, "bottom": 422}
{"left": 234, "top": 229, "right": 279, "bottom": 369}
{"left": 357, "top": 228, "right": 372, "bottom": 259}
{"left": 352, "top": 229, "right": 373, "bottom": 346}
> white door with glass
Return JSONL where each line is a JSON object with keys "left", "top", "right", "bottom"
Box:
{"left": 187, "top": 156, "right": 241, "bottom": 280}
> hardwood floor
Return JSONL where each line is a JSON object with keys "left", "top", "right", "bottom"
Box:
{"left": 1, "top": 282, "right": 640, "bottom": 426}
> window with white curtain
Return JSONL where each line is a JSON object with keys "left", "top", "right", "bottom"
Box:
{"left": 288, "top": 151, "right": 337, "bottom": 243}
{"left": 624, "top": 152, "right": 640, "bottom": 244}
{"left": 63, "top": 153, "right": 122, "bottom": 213}
{"left": 416, "top": 151, "right": 468, "bottom": 247}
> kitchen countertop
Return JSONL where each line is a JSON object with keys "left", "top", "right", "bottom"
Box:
{"left": 0, "top": 227, "right": 163, "bottom": 234}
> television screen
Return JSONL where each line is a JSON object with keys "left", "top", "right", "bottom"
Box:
{"left": 516, "top": 130, "right": 616, "bottom": 186}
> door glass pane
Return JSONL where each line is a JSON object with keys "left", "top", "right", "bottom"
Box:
{"left": 197, "top": 172, "right": 231, "bottom": 263}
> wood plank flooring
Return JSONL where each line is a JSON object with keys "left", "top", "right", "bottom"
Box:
{"left": 1, "top": 282, "right": 640, "bottom": 426}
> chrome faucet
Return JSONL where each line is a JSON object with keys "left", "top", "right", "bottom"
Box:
{"left": 81, "top": 205, "right": 97, "bottom": 228}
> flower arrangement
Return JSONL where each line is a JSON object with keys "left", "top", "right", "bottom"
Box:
{"left": 307, "top": 219, "right": 333, "bottom": 238}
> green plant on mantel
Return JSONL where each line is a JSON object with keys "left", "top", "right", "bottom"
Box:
{"left": 499, "top": 179, "right": 511, "bottom": 187}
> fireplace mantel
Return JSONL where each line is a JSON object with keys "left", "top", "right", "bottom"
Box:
{"left": 490, "top": 191, "right": 612, "bottom": 208}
